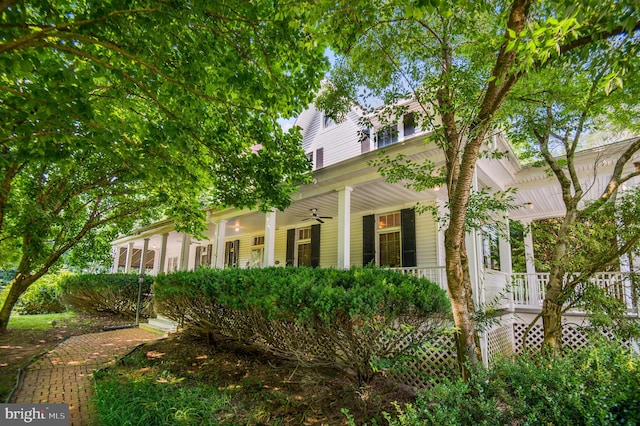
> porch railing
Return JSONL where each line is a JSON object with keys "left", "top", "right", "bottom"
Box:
{"left": 391, "top": 268, "right": 638, "bottom": 315}
{"left": 511, "top": 272, "right": 639, "bottom": 314}
{"left": 391, "top": 266, "right": 448, "bottom": 293}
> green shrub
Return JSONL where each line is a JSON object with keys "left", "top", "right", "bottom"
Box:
{"left": 379, "top": 342, "right": 640, "bottom": 425}
{"left": 60, "top": 273, "right": 154, "bottom": 318}
{"left": 154, "top": 266, "right": 450, "bottom": 383}
{"left": 14, "top": 272, "right": 69, "bottom": 315}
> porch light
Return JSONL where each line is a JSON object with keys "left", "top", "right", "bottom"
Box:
{"left": 634, "top": 161, "right": 640, "bottom": 172}
{"left": 433, "top": 185, "right": 440, "bottom": 192}
{"left": 525, "top": 202, "right": 534, "bottom": 210}
{"left": 234, "top": 225, "right": 240, "bottom": 232}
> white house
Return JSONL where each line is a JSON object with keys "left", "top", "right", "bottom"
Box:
{"left": 110, "top": 102, "right": 640, "bottom": 358}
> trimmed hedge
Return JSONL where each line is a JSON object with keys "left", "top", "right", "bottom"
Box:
{"left": 154, "top": 267, "right": 450, "bottom": 383}
{"left": 60, "top": 273, "right": 154, "bottom": 318}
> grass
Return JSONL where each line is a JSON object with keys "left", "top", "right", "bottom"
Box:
{"left": 8, "top": 312, "right": 76, "bottom": 329}
{"left": 94, "top": 369, "right": 232, "bottom": 425}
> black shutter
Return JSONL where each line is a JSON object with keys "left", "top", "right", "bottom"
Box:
{"left": 206, "top": 244, "right": 213, "bottom": 266}
{"left": 315, "top": 147, "right": 324, "bottom": 169}
{"left": 401, "top": 208, "right": 417, "bottom": 267}
{"left": 310, "top": 224, "right": 321, "bottom": 268}
{"left": 286, "top": 229, "right": 295, "bottom": 266}
{"left": 363, "top": 214, "right": 376, "bottom": 266}
{"left": 195, "top": 246, "right": 202, "bottom": 268}
{"left": 233, "top": 240, "right": 240, "bottom": 267}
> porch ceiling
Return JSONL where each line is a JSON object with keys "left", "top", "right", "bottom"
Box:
{"left": 217, "top": 177, "right": 440, "bottom": 236}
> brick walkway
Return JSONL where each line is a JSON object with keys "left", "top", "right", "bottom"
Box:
{"left": 10, "top": 327, "right": 163, "bottom": 426}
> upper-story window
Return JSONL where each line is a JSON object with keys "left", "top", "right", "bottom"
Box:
{"left": 375, "top": 113, "right": 417, "bottom": 149}
{"left": 377, "top": 127, "right": 398, "bottom": 148}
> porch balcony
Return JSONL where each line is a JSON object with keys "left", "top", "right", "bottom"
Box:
{"left": 391, "top": 267, "right": 640, "bottom": 316}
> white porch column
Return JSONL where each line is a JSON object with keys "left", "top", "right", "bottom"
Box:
{"left": 111, "top": 245, "right": 119, "bottom": 273}
{"left": 499, "top": 216, "right": 513, "bottom": 275}
{"left": 337, "top": 186, "right": 353, "bottom": 269}
{"left": 263, "top": 211, "right": 276, "bottom": 267}
{"left": 157, "top": 233, "right": 169, "bottom": 274}
{"left": 179, "top": 233, "right": 191, "bottom": 271}
{"left": 522, "top": 219, "right": 536, "bottom": 274}
{"left": 124, "top": 242, "right": 135, "bottom": 273}
{"left": 215, "top": 220, "right": 227, "bottom": 269}
{"left": 139, "top": 238, "right": 149, "bottom": 275}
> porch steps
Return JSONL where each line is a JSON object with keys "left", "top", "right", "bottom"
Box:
{"left": 141, "top": 315, "right": 178, "bottom": 333}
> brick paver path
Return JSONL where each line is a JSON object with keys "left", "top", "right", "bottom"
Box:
{"left": 10, "top": 327, "right": 162, "bottom": 426}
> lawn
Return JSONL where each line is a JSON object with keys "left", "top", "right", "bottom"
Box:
{"left": 7, "top": 311, "right": 77, "bottom": 329}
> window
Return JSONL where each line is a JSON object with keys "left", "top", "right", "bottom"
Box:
{"left": 225, "top": 240, "right": 240, "bottom": 267}
{"left": 482, "top": 227, "right": 501, "bottom": 270}
{"left": 297, "top": 227, "right": 312, "bottom": 266}
{"left": 376, "top": 126, "right": 398, "bottom": 148}
{"left": 195, "top": 244, "right": 213, "bottom": 268}
{"left": 249, "top": 236, "right": 264, "bottom": 268}
{"left": 363, "top": 209, "right": 416, "bottom": 267}
{"left": 377, "top": 212, "right": 401, "bottom": 267}
{"left": 403, "top": 113, "right": 415, "bottom": 137}
{"left": 286, "top": 225, "right": 320, "bottom": 267}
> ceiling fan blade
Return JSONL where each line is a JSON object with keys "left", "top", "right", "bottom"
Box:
{"left": 319, "top": 216, "right": 333, "bottom": 219}
{"left": 301, "top": 217, "right": 312, "bottom": 221}
{"left": 316, "top": 218, "right": 325, "bottom": 224}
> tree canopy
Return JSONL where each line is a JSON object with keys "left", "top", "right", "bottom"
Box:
{"left": 0, "top": 0, "right": 327, "bottom": 331}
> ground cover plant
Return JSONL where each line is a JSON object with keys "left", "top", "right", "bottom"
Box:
{"left": 154, "top": 267, "right": 450, "bottom": 383}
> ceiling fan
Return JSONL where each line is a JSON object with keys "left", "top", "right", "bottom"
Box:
{"left": 302, "top": 208, "right": 333, "bottom": 224}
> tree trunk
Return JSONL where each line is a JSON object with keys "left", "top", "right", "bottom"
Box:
{"left": 541, "top": 271, "right": 564, "bottom": 351}
{"left": 540, "top": 210, "right": 576, "bottom": 350}
{"left": 0, "top": 274, "right": 33, "bottom": 333}
{"left": 445, "top": 231, "right": 480, "bottom": 379}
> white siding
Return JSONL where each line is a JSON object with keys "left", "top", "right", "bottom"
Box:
{"left": 319, "top": 118, "right": 362, "bottom": 168}
{"left": 235, "top": 234, "right": 253, "bottom": 268}
{"left": 299, "top": 104, "right": 364, "bottom": 169}
{"left": 319, "top": 220, "right": 338, "bottom": 268}
{"left": 274, "top": 228, "right": 288, "bottom": 267}
{"left": 415, "top": 210, "right": 438, "bottom": 266}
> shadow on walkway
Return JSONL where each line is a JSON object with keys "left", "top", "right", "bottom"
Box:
{"left": 10, "top": 327, "right": 163, "bottom": 426}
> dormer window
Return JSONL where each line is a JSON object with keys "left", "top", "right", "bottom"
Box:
{"left": 377, "top": 126, "right": 398, "bottom": 148}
